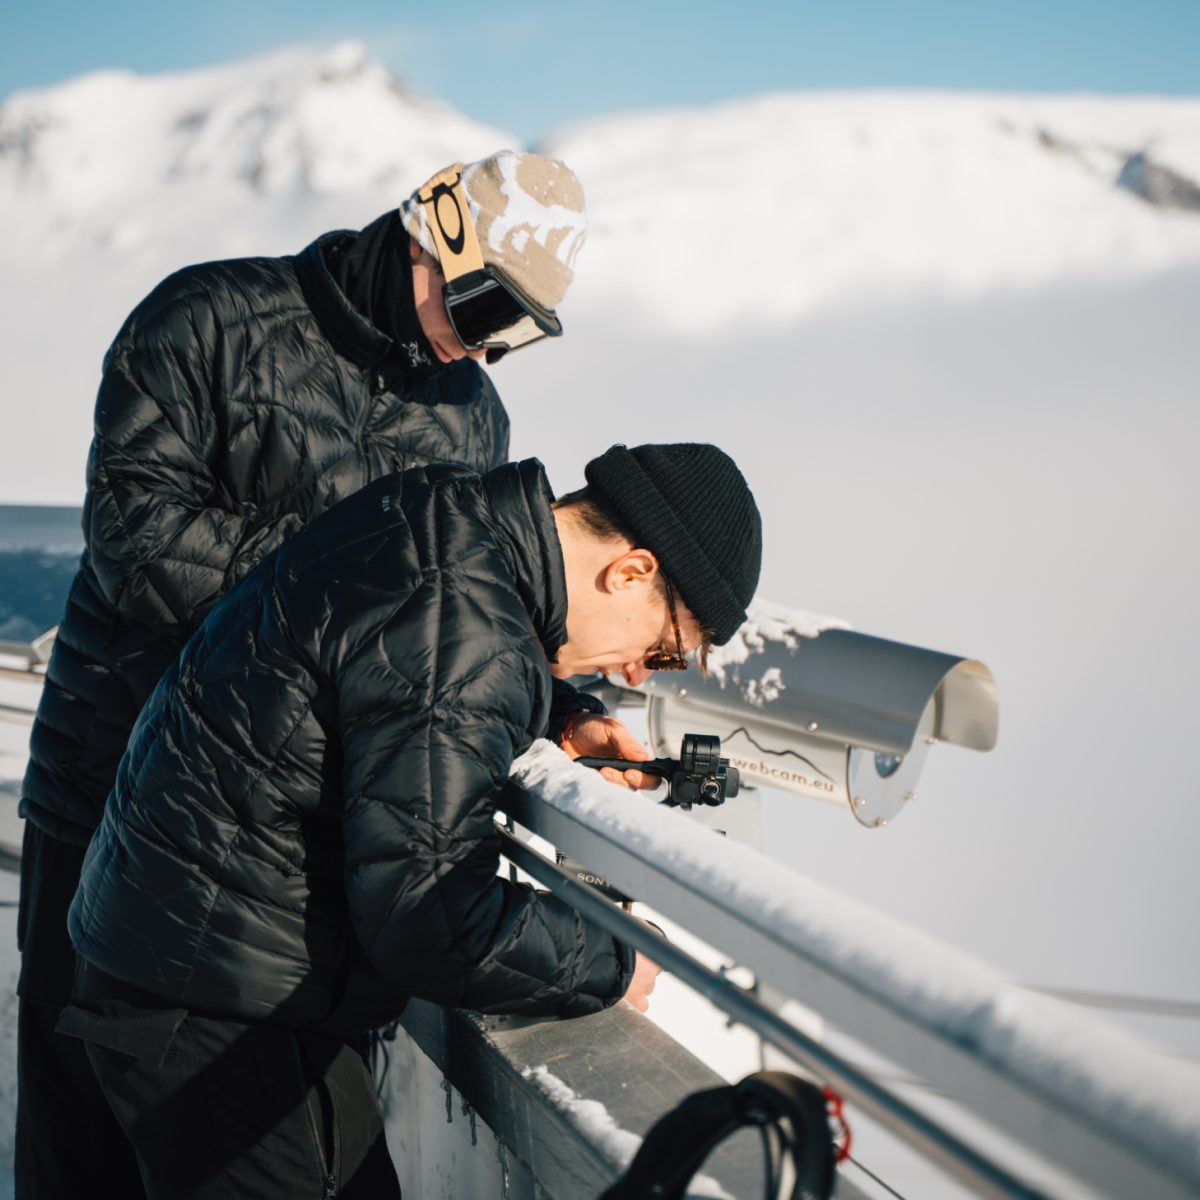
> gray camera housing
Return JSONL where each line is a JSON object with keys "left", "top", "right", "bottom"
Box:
{"left": 592, "top": 613, "right": 998, "bottom": 831}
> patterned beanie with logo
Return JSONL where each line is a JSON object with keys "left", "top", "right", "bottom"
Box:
{"left": 584, "top": 444, "right": 762, "bottom": 646}
{"left": 400, "top": 151, "right": 587, "bottom": 311}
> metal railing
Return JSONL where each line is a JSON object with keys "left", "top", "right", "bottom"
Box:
{"left": 503, "top": 740, "right": 1200, "bottom": 1200}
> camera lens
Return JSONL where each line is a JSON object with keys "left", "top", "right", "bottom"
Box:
{"left": 680, "top": 733, "right": 720, "bottom": 774}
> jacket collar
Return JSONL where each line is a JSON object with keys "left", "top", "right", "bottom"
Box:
{"left": 294, "top": 232, "right": 400, "bottom": 370}
{"left": 481, "top": 460, "right": 568, "bottom": 663}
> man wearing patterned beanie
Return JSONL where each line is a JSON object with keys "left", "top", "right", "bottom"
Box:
{"left": 398, "top": 150, "right": 586, "bottom": 364}
{"left": 16, "top": 150, "right": 635, "bottom": 1199}
{"left": 55, "top": 443, "right": 760, "bottom": 1197}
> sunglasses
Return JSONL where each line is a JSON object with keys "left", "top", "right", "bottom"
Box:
{"left": 418, "top": 167, "right": 563, "bottom": 364}
{"left": 645, "top": 577, "right": 689, "bottom": 671}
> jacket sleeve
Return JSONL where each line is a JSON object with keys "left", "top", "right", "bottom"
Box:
{"left": 82, "top": 287, "right": 307, "bottom": 629}
{"left": 336, "top": 568, "right": 634, "bottom": 1018}
{"left": 546, "top": 677, "right": 608, "bottom": 744}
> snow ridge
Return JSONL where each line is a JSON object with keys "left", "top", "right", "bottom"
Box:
{"left": 521, "top": 1064, "right": 735, "bottom": 1199}
{"left": 0, "top": 41, "right": 513, "bottom": 268}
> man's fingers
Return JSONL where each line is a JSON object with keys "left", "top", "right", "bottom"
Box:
{"left": 608, "top": 725, "right": 652, "bottom": 761}
{"left": 599, "top": 767, "right": 636, "bottom": 789}
{"left": 622, "top": 769, "right": 662, "bottom": 791}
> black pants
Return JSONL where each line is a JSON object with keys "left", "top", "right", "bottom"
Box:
{"left": 16, "top": 997, "right": 147, "bottom": 1198}
{"left": 17, "top": 824, "right": 401, "bottom": 1199}
{"left": 82, "top": 1013, "right": 402, "bottom": 1200}
{"left": 15, "top": 824, "right": 147, "bottom": 1199}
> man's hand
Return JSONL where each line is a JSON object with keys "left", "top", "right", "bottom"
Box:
{"left": 561, "top": 714, "right": 662, "bottom": 791}
{"left": 623, "top": 951, "right": 663, "bottom": 1013}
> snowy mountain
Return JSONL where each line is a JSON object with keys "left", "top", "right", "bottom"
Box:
{"left": 2, "top": 41, "right": 1199, "bottom": 337}
{"left": 0, "top": 42, "right": 513, "bottom": 271}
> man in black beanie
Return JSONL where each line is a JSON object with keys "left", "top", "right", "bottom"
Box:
{"left": 575, "top": 442, "right": 763, "bottom": 652}
{"left": 58, "top": 444, "right": 761, "bottom": 1198}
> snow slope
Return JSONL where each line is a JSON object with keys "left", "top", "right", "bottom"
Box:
{"left": 0, "top": 41, "right": 512, "bottom": 270}
{"left": 543, "top": 90, "right": 1200, "bottom": 330}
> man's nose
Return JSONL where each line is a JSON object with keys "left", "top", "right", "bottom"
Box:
{"left": 621, "top": 662, "right": 652, "bottom": 687}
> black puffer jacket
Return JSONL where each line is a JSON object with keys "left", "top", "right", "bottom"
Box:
{"left": 23, "top": 233, "right": 510, "bottom": 845}
{"left": 69, "top": 461, "right": 633, "bottom": 1031}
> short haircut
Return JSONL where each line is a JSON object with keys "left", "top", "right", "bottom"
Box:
{"left": 553, "top": 485, "right": 641, "bottom": 546}
{"left": 553, "top": 485, "right": 715, "bottom": 671}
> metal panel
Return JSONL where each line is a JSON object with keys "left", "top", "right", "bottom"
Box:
{"left": 398, "top": 998, "right": 872, "bottom": 1200}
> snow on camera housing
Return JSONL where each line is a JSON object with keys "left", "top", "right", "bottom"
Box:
{"left": 582, "top": 608, "right": 1000, "bottom": 837}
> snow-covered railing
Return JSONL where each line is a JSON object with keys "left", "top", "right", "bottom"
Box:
{"left": 0, "top": 629, "right": 55, "bottom": 686}
{"left": 504, "top": 740, "right": 1200, "bottom": 1200}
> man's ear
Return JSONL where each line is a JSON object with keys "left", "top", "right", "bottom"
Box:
{"left": 601, "top": 549, "right": 660, "bottom": 594}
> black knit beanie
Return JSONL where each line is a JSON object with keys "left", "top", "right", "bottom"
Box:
{"left": 584, "top": 443, "right": 761, "bottom": 646}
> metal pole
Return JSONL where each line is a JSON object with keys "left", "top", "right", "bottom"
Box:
{"left": 497, "top": 825, "right": 1050, "bottom": 1200}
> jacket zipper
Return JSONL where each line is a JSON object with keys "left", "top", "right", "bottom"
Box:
{"left": 355, "top": 369, "right": 387, "bottom": 489}
{"left": 294, "top": 1034, "right": 341, "bottom": 1197}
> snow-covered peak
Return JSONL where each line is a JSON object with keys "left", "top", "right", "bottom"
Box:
{"left": 541, "top": 90, "right": 1200, "bottom": 329}
{"left": 0, "top": 42, "right": 515, "bottom": 266}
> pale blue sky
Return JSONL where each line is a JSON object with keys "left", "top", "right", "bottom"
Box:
{"left": 3, "top": 0, "right": 1199, "bottom": 143}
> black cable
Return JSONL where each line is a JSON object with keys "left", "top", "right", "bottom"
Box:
{"left": 368, "top": 1017, "right": 403, "bottom": 1102}
{"left": 845, "top": 1153, "right": 911, "bottom": 1200}
{"left": 757, "top": 1122, "right": 778, "bottom": 1200}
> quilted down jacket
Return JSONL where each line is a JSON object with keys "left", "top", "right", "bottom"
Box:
{"left": 69, "top": 460, "right": 634, "bottom": 1031}
{"left": 22, "top": 233, "right": 511, "bottom": 845}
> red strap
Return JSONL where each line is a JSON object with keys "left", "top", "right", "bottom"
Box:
{"left": 821, "top": 1087, "right": 853, "bottom": 1164}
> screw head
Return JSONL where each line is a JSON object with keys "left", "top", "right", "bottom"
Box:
{"left": 902, "top": 791, "right": 916, "bottom": 801}
{"left": 873, "top": 817, "right": 888, "bottom": 827}
{"left": 925, "top": 735, "right": 939, "bottom": 745}
{"left": 853, "top": 796, "right": 864, "bottom": 807}
{"left": 807, "top": 721, "right": 819, "bottom": 732}
{"left": 678, "top": 688, "right": 687, "bottom": 697}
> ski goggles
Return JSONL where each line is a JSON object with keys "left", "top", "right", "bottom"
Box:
{"left": 417, "top": 165, "right": 563, "bottom": 364}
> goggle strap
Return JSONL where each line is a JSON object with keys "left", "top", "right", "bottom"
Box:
{"left": 416, "top": 166, "right": 485, "bottom": 281}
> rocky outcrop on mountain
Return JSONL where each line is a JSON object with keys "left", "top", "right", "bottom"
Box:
{"left": 1118, "top": 151, "right": 1200, "bottom": 212}
{"left": 0, "top": 42, "right": 513, "bottom": 265}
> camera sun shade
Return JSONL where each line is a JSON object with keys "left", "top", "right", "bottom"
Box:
{"left": 417, "top": 165, "right": 563, "bottom": 361}
{"left": 606, "top": 622, "right": 999, "bottom": 830}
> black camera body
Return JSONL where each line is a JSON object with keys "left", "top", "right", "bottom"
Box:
{"left": 575, "top": 732, "right": 740, "bottom": 810}
{"left": 559, "top": 733, "right": 740, "bottom": 903}
{"left": 663, "top": 732, "right": 740, "bottom": 808}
